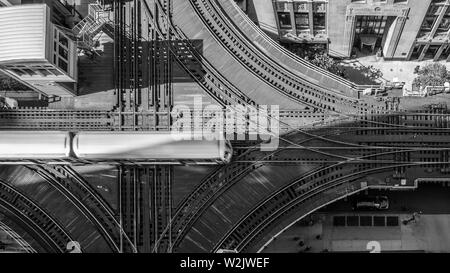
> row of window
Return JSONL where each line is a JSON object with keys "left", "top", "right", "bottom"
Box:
{"left": 5, "top": 64, "right": 64, "bottom": 77}
{"left": 351, "top": 0, "right": 407, "bottom": 3}
{"left": 278, "top": 12, "right": 326, "bottom": 30}
{"left": 3, "top": 28, "right": 71, "bottom": 78}
{"left": 276, "top": 1, "right": 327, "bottom": 12}
{"left": 53, "top": 29, "right": 70, "bottom": 73}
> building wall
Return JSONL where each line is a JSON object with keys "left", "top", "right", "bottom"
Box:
{"left": 328, "top": 0, "right": 423, "bottom": 59}
{"left": 0, "top": 3, "right": 78, "bottom": 97}
{"left": 391, "top": 0, "right": 432, "bottom": 59}
{"left": 273, "top": 0, "right": 450, "bottom": 61}
{"left": 247, "top": 0, "right": 279, "bottom": 37}
{"left": 273, "top": 0, "right": 329, "bottom": 44}
{"left": 327, "top": 0, "right": 350, "bottom": 57}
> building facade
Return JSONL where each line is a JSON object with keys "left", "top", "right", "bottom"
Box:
{"left": 272, "top": 0, "right": 450, "bottom": 61}
{"left": 0, "top": 3, "right": 78, "bottom": 97}
{"left": 0, "top": 0, "right": 112, "bottom": 97}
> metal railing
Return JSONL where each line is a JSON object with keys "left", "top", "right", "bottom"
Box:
{"left": 72, "top": 3, "right": 112, "bottom": 50}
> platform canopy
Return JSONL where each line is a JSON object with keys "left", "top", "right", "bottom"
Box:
{"left": 0, "top": 4, "right": 50, "bottom": 63}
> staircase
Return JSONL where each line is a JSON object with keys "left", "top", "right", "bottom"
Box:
{"left": 72, "top": 3, "right": 112, "bottom": 52}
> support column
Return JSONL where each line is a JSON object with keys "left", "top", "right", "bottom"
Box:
{"left": 428, "top": 3, "right": 450, "bottom": 39}
{"left": 272, "top": 0, "right": 282, "bottom": 38}
{"left": 445, "top": 46, "right": 450, "bottom": 62}
{"left": 384, "top": 15, "right": 408, "bottom": 58}
{"left": 434, "top": 44, "right": 447, "bottom": 61}
{"left": 343, "top": 14, "right": 356, "bottom": 57}
{"left": 289, "top": 1, "right": 297, "bottom": 35}
{"left": 418, "top": 44, "right": 431, "bottom": 61}
{"left": 308, "top": 0, "right": 314, "bottom": 35}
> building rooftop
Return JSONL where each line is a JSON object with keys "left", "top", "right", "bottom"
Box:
{"left": 0, "top": 4, "right": 49, "bottom": 63}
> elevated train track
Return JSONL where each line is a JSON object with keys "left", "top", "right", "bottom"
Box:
{"left": 213, "top": 162, "right": 444, "bottom": 253}
{"left": 173, "top": 0, "right": 386, "bottom": 114}
{"left": 25, "top": 165, "right": 136, "bottom": 252}
{"left": 0, "top": 179, "right": 74, "bottom": 253}
{"left": 170, "top": 115, "right": 450, "bottom": 252}
{"left": 1, "top": 0, "right": 450, "bottom": 253}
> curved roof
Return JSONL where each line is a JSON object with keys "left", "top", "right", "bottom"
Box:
{"left": 0, "top": 4, "right": 49, "bottom": 63}
{"left": 0, "top": 131, "right": 71, "bottom": 159}
{"left": 73, "top": 132, "right": 224, "bottom": 160}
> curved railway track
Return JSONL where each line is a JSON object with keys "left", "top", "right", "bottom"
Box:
{"left": 144, "top": 0, "right": 256, "bottom": 108}
{"left": 171, "top": 122, "right": 450, "bottom": 252}
{"left": 183, "top": 0, "right": 382, "bottom": 114}
{"left": 168, "top": 129, "right": 440, "bottom": 250}
{"left": 26, "top": 165, "right": 137, "bottom": 253}
{"left": 216, "top": 0, "right": 358, "bottom": 94}
{"left": 0, "top": 220, "right": 36, "bottom": 253}
{"left": 0, "top": 179, "right": 74, "bottom": 253}
{"left": 213, "top": 162, "right": 443, "bottom": 252}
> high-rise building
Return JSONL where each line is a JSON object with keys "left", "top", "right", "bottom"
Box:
{"left": 269, "top": 0, "right": 450, "bottom": 61}
{"left": 0, "top": 0, "right": 111, "bottom": 97}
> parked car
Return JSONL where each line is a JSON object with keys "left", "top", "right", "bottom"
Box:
{"left": 352, "top": 195, "right": 389, "bottom": 210}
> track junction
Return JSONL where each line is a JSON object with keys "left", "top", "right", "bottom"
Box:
{"left": 0, "top": 0, "right": 449, "bottom": 253}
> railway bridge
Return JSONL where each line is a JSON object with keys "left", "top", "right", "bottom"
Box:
{"left": 0, "top": 0, "right": 450, "bottom": 253}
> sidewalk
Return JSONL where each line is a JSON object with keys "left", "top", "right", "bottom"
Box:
{"left": 262, "top": 213, "right": 450, "bottom": 253}
{"left": 355, "top": 56, "right": 450, "bottom": 91}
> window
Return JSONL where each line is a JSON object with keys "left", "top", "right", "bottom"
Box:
{"left": 59, "top": 35, "right": 68, "bottom": 48}
{"left": 53, "top": 29, "right": 70, "bottom": 73}
{"left": 278, "top": 12, "right": 292, "bottom": 29}
{"left": 48, "top": 69, "right": 63, "bottom": 76}
{"left": 58, "top": 59, "right": 68, "bottom": 72}
{"left": 355, "top": 16, "right": 387, "bottom": 35}
{"left": 22, "top": 69, "right": 36, "bottom": 76}
{"left": 59, "top": 47, "right": 68, "bottom": 60}
{"left": 11, "top": 69, "right": 25, "bottom": 76}
{"left": 37, "top": 69, "right": 51, "bottom": 76}
{"left": 295, "top": 13, "right": 309, "bottom": 29}
{"left": 313, "top": 13, "right": 326, "bottom": 29}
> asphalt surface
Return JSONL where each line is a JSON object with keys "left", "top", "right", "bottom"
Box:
{"left": 319, "top": 183, "right": 450, "bottom": 214}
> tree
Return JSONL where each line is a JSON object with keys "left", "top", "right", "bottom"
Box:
{"left": 357, "top": 65, "right": 383, "bottom": 81}
{"left": 0, "top": 73, "right": 30, "bottom": 91}
{"left": 308, "top": 53, "right": 346, "bottom": 78}
{"left": 288, "top": 44, "right": 346, "bottom": 78}
{"left": 413, "top": 63, "right": 450, "bottom": 88}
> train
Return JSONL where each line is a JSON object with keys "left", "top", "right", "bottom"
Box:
{"left": 0, "top": 131, "right": 233, "bottom": 165}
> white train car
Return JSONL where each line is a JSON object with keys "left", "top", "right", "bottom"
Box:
{"left": 0, "top": 131, "right": 71, "bottom": 164}
{"left": 73, "top": 131, "right": 233, "bottom": 164}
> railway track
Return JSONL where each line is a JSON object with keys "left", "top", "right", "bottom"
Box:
{"left": 0, "top": 109, "right": 113, "bottom": 130}
{"left": 170, "top": 121, "right": 450, "bottom": 252}
{"left": 143, "top": 0, "right": 257, "bottom": 108}
{"left": 0, "top": 220, "right": 36, "bottom": 253}
{"left": 213, "top": 162, "right": 444, "bottom": 252}
{"left": 216, "top": 0, "right": 358, "bottom": 93}
{"left": 26, "top": 165, "right": 136, "bottom": 252}
{"left": 0, "top": 179, "right": 74, "bottom": 253}
{"left": 183, "top": 0, "right": 383, "bottom": 114}
{"left": 166, "top": 130, "right": 403, "bottom": 249}
{"left": 118, "top": 166, "right": 173, "bottom": 252}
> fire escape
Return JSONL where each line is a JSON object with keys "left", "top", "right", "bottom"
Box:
{"left": 72, "top": 2, "right": 113, "bottom": 53}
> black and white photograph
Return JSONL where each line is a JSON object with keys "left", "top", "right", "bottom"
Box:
{"left": 0, "top": 0, "right": 450, "bottom": 268}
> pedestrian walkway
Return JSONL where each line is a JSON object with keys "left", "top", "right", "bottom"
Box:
{"left": 262, "top": 213, "right": 450, "bottom": 253}
{"left": 355, "top": 56, "right": 450, "bottom": 91}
